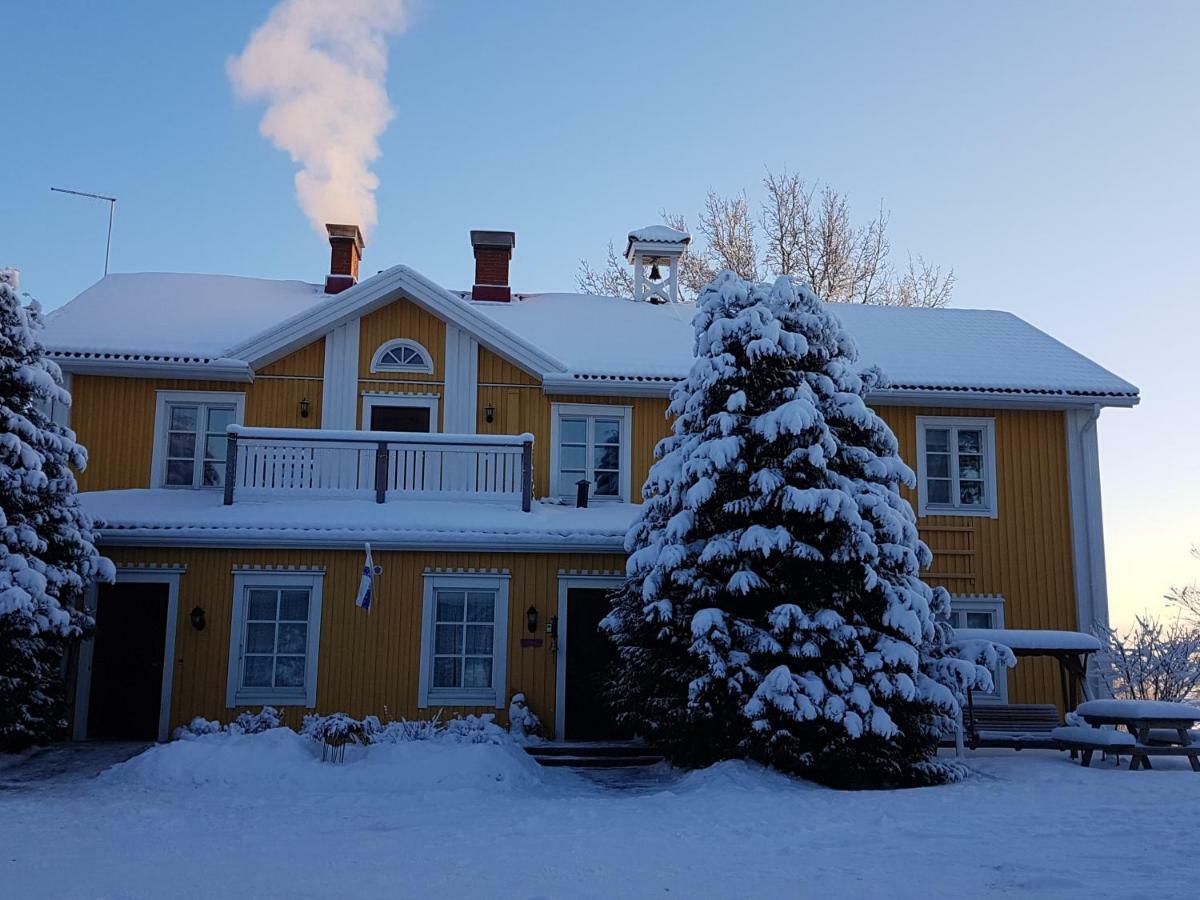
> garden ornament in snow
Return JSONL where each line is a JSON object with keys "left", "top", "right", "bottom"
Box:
{"left": 508, "top": 693, "right": 541, "bottom": 742}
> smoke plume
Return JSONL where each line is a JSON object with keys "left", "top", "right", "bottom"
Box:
{"left": 228, "top": 0, "right": 410, "bottom": 237}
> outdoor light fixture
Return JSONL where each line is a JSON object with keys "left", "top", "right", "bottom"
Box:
{"left": 526, "top": 605, "right": 539, "bottom": 633}
{"left": 484, "top": 404, "right": 495, "bottom": 424}
{"left": 299, "top": 398, "right": 311, "bottom": 419}
{"left": 190, "top": 606, "right": 206, "bottom": 631}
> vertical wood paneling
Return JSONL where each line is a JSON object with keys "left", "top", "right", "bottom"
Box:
{"left": 112, "top": 547, "right": 625, "bottom": 732}
{"left": 72, "top": 364, "right": 326, "bottom": 492}
{"left": 357, "top": 299, "right": 446, "bottom": 381}
{"left": 878, "top": 406, "right": 1077, "bottom": 707}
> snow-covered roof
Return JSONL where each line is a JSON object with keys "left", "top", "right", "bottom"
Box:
{"left": 43, "top": 269, "right": 1138, "bottom": 404}
{"left": 81, "top": 489, "right": 635, "bottom": 551}
{"left": 953, "top": 628, "right": 1103, "bottom": 653}
{"left": 42, "top": 273, "right": 326, "bottom": 360}
{"left": 477, "top": 293, "right": 1139, "bottom": 401}
{"left": 627, "top": 225, "right": 690, "bottom": 244}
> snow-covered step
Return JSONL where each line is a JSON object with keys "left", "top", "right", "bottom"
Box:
{"left": 524, "top": 742, "right": 664, "bottom": 769}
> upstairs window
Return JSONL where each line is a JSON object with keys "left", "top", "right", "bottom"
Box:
{"left": 915, "top": 417, "right": 998, "bottom": 518}
{"left": 152, "top": 391, "right": 245, "bottom": 489}
{"left": 550, "top": 403, "right": 633, "bottom": 502}
{"left": 370, "top": 339, "right": 434, "bottom": 374}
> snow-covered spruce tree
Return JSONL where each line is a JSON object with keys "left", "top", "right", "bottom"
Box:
{"left": 603, "top": 270, "right": 993, "bottom": 787}
{"left": 0, "top": 269, "right": 113, "bottom": 752}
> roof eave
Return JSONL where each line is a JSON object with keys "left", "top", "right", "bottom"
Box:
{"left": 50, "top": 355, "right": 254, "bottom": 383}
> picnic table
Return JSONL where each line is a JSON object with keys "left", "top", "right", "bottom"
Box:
{"left": 1075, "top": 699, "right": 1200, "bottom": 771}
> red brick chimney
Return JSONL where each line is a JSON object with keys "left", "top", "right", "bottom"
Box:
{"left": 470, "top": 230, "right": 516, "bottom": 301}
{"left": 324, "top": 224, "right": 364, "bottom": 295}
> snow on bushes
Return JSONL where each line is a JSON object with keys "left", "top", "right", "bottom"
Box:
{"left": 604, "top": 270, "right": 997, "bottom": 788}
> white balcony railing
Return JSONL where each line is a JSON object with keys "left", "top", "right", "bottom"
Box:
{"left": 222, "top": 426, "right": 534, "bottom": 511}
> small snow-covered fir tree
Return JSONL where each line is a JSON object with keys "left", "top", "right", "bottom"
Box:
{"left": 603, "top": 270, "right": 993, "bottom": 787}
{"left": 0, "top": 269, "right": 113, "bottom": 751}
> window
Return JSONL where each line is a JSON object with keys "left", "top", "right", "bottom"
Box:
{"left": 370, "top": 339, "right": 434, "bottom": 374}
{"left": 947, "top": 594, "right": 1007, "bottom": 702}
{"left": 226, "top": 571, "right": 323, "bottom": 708}
{"left": 550, "top": 403, "right": 633, "bottom": 502}
{"left": 915, "top": 417, "right": 997, "bottom": 517}
{"left": 152, "top": 391, "right": 245, "bottom": 489}
{"left": 419, "top": 572, "right": 510, "bottom": 708}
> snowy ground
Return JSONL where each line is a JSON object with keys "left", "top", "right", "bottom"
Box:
{"left": 1, "top": 732, "right": 1196, "bottom": 899}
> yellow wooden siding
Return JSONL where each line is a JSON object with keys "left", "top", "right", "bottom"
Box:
{"left": 111, "top": 547, "right": 624, "bottom": 732}
{"left": 357, "top": 298, "right": 446, "bottom": 381}
{"left": 478, "top": 346, "right": 540, "bottom": 386}
{"left": 259, "top": 340, "right": 325, "bottom": 378}
{"left": 475, "top": 385, "right": 670, "bottom": 501}
{"left": 880, "top": 406, "right": 1077, "bottom": 707}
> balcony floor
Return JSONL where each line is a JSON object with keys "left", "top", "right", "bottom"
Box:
{"left": 80, "top": 489, "right": 638, "bottom": 552}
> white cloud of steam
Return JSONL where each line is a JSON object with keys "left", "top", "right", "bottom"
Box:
{"left": 228, "top": 0, "right": 410, "bottom": 238}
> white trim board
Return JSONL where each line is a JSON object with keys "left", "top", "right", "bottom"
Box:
{"left": 1065, "top": 408, "right": 1110, "bottom": 637}
{"left": 225, "top": 569, "right": 325, "bottom": 709}
{"left": 417, "top": 570, "right": 511, "bottom": 710}
{"left": 554, "top": 574, "right": 623, "bottom": 741}
{"left": 360, "top": 391, "right": 441, "bottom": 432}
{"left": 73, "top": 568, "right": 182, "bottom": 743}
{"left": 320, "top": 319, "right": 360, "bottom": 430}
{"left": 228, "top": 265, "right": 564, "bottom": 379}
{"left": 442, "top": 324, "right": 479, "bottom": 434}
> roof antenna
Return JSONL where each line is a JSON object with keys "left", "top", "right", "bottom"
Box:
{"left": 51, "top": 187, "right": 118, "bottom": 276}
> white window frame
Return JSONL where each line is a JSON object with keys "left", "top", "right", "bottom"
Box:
{"left": 225, "top": 570, "right": 324, "bottom": 709}
{"left": 151, "top": 390, "right": 246, "bottom": 489}
{"left": 418, "top": 571, "right": 510, "bottom": 709}
{"left": 361, "top": 392, "right": 440, "bottom": 433}
{"left": 370, "top": 338, "right": 434, "bottom": 374}
{"left": 915, "top": 416, "right": 998, "bottom": 518}
{"left": 949, "top": 593, "right": 1008, "bottom": 703}
{"left": 550, "top": 402, "right": 634, "bottom": 503}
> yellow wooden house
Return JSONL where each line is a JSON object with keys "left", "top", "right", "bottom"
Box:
{"left": 41, "top": 225, "right": 1138, "bottom": 743}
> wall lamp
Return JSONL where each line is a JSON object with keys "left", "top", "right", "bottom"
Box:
{"left": 484, "top": 404, "right": 496, "bottom": 424}
{"left": 190, "top": 606, "right": 207, "bottom": 631}
{"left": 526, "top": 604, "right": 539, "bottom": 633}
{"left": 299, "top": 398, "right": 311, "bottom": 419}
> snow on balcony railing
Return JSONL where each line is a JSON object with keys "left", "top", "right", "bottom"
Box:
{"left": 223, "top": 426, "right": 534, "bottom": 511}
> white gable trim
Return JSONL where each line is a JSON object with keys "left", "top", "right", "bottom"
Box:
{"left": 229, "top": 266, "right": 564, "bottom": 381}
{"left": 320, "top": 320, "right": 360, "bottom": 429}
{"left": 443, "top": 324, "right": 479, "bottom": 434}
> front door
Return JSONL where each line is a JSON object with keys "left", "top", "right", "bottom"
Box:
{"left": 369, "top": 404, "right": 431, "bottom": 433}
{"left": 86, "top": 582, "right": 170, "bottom": 741}
{"left": 564, "top": 587, "right": 631, "bottom": 741}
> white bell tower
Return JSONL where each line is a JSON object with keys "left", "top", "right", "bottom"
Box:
{"left": 625, "top": 225, "right": 691, "bottom": 303}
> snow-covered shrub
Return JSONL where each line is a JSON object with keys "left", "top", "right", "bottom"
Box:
{"left": 604, "top": 271, "right": 994, "bottom": 788}
{"left": 171, "top": 708, "right": 283, "bottom": 740}
{"left": 229, "top": 706, "right": 282, "bottom": 735}
{"left": 441, "top": 713, "right": 507, "bottom": 745}
{"left": 0, "top": 269, "right": 114, "bottom": 752}
{"left": 301, "top": 712, "right": 370, "bottom": 746}
{"left": 507, "top": 693, "right": 542, "bottom": 742}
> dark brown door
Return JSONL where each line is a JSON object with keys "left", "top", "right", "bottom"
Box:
{"left": 369, "top": 405, "right": 431, "bottom": 433}
{"left": 565, "top": 587, "right": 631, "bottom": 741}
{"left": 87, "top": 582, "right": 170, "bottom": 741}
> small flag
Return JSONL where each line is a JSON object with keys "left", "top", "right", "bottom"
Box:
{"left": 355, "top": 543, "right": 383, "bottom": 612}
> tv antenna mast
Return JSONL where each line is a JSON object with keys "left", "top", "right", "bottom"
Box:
{"left": 51, "top": 187, "right": 118, "bottom": 276}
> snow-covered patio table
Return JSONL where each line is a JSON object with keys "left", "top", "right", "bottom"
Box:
{"left": 1075, "top": 699, "right": 1200, "bottom": 771}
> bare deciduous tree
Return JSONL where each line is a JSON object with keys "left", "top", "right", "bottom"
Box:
{"left": 1097, "top": 616, "right": 1200, "bottom": 702}
{"left": 578, "top": 168, "right": 954, "bottom": 307}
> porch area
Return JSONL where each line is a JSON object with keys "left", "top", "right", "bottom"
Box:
{"left": 221, "top": 425, "right": 535, "bottom": 511}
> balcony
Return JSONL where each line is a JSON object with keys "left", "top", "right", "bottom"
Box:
{"left": 222, "top": 426, "right": 534, "bottom": 511}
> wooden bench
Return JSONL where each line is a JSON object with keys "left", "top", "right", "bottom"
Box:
{"left": 967, "top": 703, "right": 1062, "bottom": 749}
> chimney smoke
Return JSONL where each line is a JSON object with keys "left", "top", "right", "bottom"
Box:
{"left": 227, "top": 0, "right": 411, "bottom": 239}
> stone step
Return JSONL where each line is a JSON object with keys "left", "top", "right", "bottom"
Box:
{"left": 526, "top": 743, "right": 659, "bottom": 759}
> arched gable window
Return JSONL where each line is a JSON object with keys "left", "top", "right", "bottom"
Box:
{"left": 370, "top": 339, "right": 434, "bottom": 374}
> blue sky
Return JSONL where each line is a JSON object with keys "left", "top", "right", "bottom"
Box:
{"left": 3, "top": 1, "right": 1198, "bottom": 625}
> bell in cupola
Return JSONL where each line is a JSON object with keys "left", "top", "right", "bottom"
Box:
{"left": 648, "top": 262, "right": 662, "bottom": 281}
